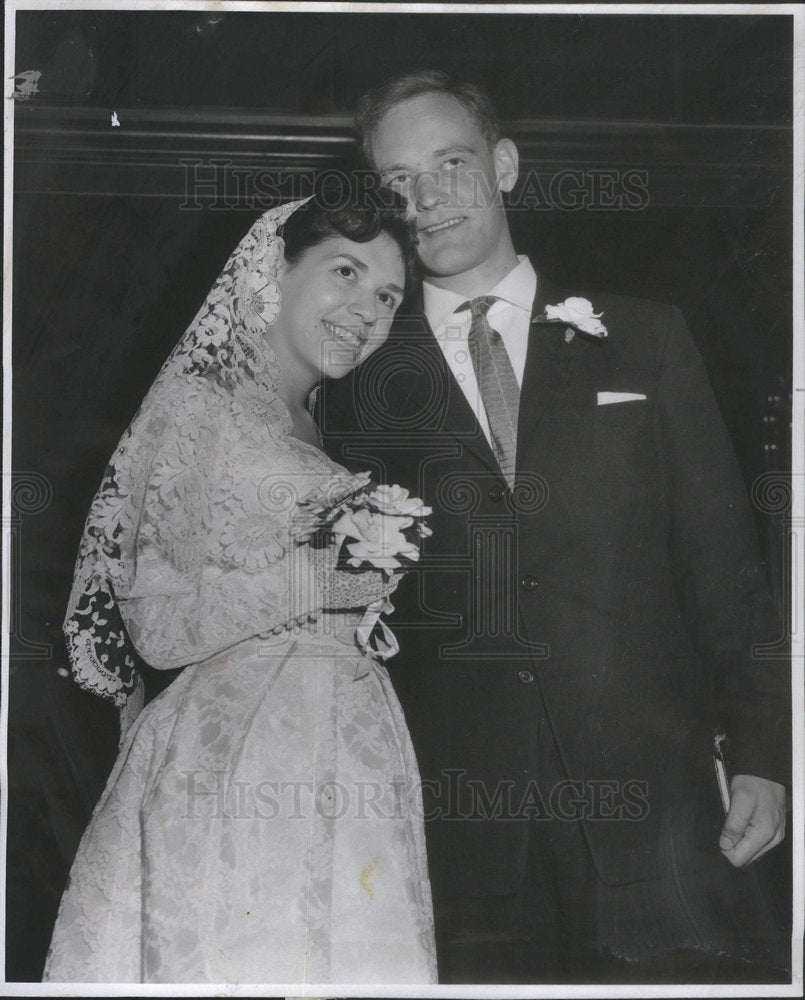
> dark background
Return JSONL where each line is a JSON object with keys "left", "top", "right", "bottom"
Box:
{"left": 8, "top": 9, "right": 794, "bottom": 983}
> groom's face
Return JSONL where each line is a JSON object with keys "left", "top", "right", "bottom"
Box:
{"left": 368, "top": 92, "right": 517, "bottom": 285}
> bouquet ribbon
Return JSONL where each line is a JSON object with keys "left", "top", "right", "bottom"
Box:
{"left": 353, "top": 597, "right": 399, "bottom": 681}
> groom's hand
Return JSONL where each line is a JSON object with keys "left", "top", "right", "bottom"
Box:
{"left": 719, "top": 774, "right": 786, "bottom": 866}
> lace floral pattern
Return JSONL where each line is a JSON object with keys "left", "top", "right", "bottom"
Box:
{"left": 51, "top": 199, "right": 437, "bottom": 984}
{"left": 46, "top": 411, "right": 436, "bottom": 983}
{"left": 64, "top": 199, "right": 304, "bottom": 724}
{"left": 45, "top": 616, "right": 436, "bottom": 983}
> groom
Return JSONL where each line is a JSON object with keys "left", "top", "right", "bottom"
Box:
{"left": 320, "top": 70, "right": 789, "bottom": 983}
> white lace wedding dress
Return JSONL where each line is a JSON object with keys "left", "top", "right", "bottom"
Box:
{"left": 44, "top": 378, "right": 435, "bottom": 985}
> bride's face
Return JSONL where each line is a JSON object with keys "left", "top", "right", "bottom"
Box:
{"left": 274, "top": 231, "right": 405, "bottom": 382}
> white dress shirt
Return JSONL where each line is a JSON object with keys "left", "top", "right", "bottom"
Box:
{"left": 423, "top": 256, "right": 537, "bottom": 447}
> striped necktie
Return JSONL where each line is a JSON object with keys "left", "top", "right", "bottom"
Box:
{"left": 463, "top": 296, "right": 520, "bottom": 487}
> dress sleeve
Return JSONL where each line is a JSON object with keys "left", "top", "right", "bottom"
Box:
{"left": 115, "top": 386, "right": 392, "bottom": 670}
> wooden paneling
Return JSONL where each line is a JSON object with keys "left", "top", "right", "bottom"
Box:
{"left": 14, "top": 104, "right": 791, "bottom": 208}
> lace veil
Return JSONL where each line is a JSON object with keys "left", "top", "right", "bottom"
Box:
{"left": 64, "top": 199, "right": 309, "bottom": 734}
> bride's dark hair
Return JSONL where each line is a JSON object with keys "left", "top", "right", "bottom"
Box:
{"left": 280, "top": 177, "right": 419, "bottom": 290}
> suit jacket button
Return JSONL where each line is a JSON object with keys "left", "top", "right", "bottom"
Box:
{"left": 520, "top": 574, "right": 538, "bottom": 592}
{"left": 518, "top": 669, "right": 535, "bottom": 685}
{"left": 488, "top": 485, "right": 505, "bottom": 502}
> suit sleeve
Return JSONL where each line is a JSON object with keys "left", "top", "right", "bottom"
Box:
{"left": 317, "top": 362, "right": 383, "bottom": 472}
{"left": 655, "top": 306, "right": 790, "bottom": 785}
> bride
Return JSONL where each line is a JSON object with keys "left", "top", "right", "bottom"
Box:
{"left": 43, "top": 186, "right": 437, "bottom": 985}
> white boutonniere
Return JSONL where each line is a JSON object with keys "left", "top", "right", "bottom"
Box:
{"left": 535, "top": 297, "right": 608, "bottom": 341}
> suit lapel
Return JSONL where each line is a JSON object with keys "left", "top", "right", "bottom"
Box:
{"left": 516, "top": 274, "right": 600, "bottom": 462}
{"left": 394, "top": 312, "right": 500, "bottom": 474}
{"left": 394, "top": 274, "right": 605, "bottom": 476}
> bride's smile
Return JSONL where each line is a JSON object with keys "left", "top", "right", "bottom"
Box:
{"left": 271, "top": 233, "right": 405, "bottom": 393}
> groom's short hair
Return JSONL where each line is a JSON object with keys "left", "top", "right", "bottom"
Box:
{"left": 355, "top": 70, "right": 502, "bottom": 165}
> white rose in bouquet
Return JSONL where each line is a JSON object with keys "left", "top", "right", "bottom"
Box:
{"left": 332, "top": 508, "right": 420, "bottom": 573}
{"left": 368, "top": 484, "right": 433, "bottom": 518}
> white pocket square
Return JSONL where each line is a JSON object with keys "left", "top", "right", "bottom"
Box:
{"left": 597, "top": 392, "right": 647, "bottom": 405}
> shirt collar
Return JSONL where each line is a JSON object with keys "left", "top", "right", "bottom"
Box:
{"left": 423, "top": 255, "right": 537, "bottom": 333}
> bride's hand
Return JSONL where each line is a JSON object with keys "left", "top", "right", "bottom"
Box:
{"left": 316, "top": 549, "right": 402, "bottom": 611}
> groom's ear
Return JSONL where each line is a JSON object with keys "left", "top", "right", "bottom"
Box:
{"left": 494, "top": 138, "right": 519, "bottom": 194}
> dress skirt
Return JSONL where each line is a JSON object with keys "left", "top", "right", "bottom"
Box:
{"left": 43, "top": 614, "right": 436, "bottom": 985}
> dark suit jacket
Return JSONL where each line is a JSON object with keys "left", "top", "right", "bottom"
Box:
{"left": 319, "top": 276, "right": 790, "bottom": 900}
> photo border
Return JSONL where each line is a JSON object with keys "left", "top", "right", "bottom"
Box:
{"left": 3, "top": 2, "right": 802, "bottom": 996}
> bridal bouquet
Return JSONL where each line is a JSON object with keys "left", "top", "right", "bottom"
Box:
{"left": 294, "top": 472, "right": 432, "bottom": 577}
